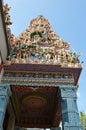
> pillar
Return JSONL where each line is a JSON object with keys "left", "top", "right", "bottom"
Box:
{"left": 60, "top": 85, "right": 84, "bottom": 130}
{"left": 0, "top": 83, "right": 11, "bottom": 130}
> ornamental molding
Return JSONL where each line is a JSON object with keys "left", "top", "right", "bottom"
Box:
{"left": 2, "top": 72, "right": 74, "bottom": 86}
{"left": 60, "top": 85, "right": 77, "bottom": 98}
{"left": 1, "top": 76, "right": 74, "bottom": 87}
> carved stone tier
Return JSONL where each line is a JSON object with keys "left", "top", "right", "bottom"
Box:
{"left": 2, "top": 71, "right": 74, "bottom": 86}
{"left": 3, "top": 64, "right": 82, "bottom": 86}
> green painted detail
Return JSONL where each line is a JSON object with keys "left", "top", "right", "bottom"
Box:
{"left": 30, "top": 31, "right": 43, "bottom": 38}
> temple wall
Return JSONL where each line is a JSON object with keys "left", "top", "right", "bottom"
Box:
{"left": 0, "top": 4, "right": 8, "bottom": 62}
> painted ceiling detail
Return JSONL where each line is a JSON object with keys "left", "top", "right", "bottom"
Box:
{"left": 11, "top": 86, "right": 61, "bottom": 128}
{"left": 3, "top": 15, "right": 82, "bottom": 68}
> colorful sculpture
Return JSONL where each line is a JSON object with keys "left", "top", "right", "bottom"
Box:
{"left": 3, "top": 4, "right": 12, "bottom": 26}
{"left": 4, "top": 15, "right": 82, "bottom": 69}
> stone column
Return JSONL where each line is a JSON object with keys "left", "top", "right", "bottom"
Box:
{"left": 60, "top": 85, "right": 84, "bottom": 130}
{"left": 0, "top": 83, "right": 11, "bottom": 130}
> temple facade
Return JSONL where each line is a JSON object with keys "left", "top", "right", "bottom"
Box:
{"left": 0, "top": 1, "right": 84, "bottom": 130}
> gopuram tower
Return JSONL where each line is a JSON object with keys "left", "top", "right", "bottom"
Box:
{"left": 0, "top": 2, "right": 84, "bottom": 130}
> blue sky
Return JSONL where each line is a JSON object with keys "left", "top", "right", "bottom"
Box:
{"left": 4, "top": 0, "right": 86, "bottom": 112}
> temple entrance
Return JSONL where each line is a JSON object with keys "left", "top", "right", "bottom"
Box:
{"left": 0, "top": 3, "right": 84, "bottom": 129}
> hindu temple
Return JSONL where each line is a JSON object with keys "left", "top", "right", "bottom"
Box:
{"left": 0, "top": 1, "right": 84, "bottom": 130}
